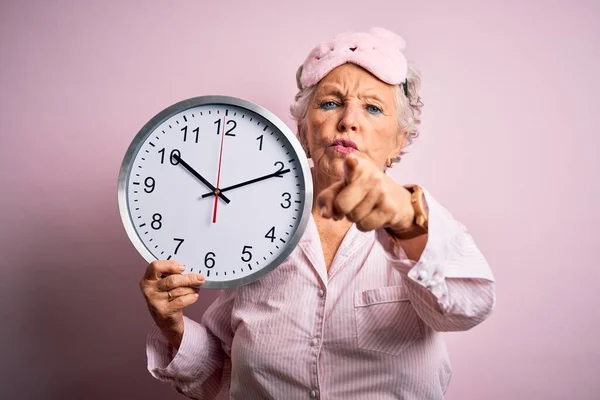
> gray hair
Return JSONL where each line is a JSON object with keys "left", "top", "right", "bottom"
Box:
{"left": 289, "top": 63, "right": 424, "bottom": 163}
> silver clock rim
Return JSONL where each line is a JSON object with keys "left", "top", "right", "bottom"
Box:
{"left": 117, "top": 95, "right": 314, "bottom": 289}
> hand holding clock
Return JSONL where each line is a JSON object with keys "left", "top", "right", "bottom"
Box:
{"left": 139, "top": 260, "right": 205, "bottom": 349}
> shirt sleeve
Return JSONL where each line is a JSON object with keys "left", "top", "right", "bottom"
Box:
{"left": 376, "top": 187, "right": 496, "bottom": 332}
{"left": 146, "top": 288, "right": 237, "bottom": 399}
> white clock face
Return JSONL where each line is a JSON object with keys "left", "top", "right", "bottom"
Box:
{"left": 118, "top": 96, "right": 313, "bottom": 289}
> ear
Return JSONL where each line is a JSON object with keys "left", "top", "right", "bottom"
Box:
{"left": 389, "top": 130, "right": 407, "bottom": 160}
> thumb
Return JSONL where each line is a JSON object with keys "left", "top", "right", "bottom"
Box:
{"left": 316, "top": 180, "right": 345, "bottom": 219}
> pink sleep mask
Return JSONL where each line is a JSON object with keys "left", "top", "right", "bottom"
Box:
{"left": 297, "top": 27, "right": 409, "bottom": 91}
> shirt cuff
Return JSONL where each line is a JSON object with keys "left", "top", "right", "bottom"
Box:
{"left": 146, "top": 316, "right": 209, "bottom": 382}
{"left": 377, "top": 187, "right": 495, "bottom": 294}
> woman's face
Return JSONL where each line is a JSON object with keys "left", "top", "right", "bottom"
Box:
{"left": 304, "top": 63, "right": 404, "bottom": 179}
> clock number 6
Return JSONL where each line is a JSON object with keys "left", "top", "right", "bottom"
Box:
{"left": 241, "top": 245, "right": 253, "bottom": 262}
{"left": 204, "top": 252, "right": 216, "bottom": 269}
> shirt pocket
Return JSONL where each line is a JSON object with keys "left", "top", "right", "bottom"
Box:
{"left": 354, "top": 285, "right": 424, "bottom": 356}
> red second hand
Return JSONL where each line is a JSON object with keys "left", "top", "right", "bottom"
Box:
{"left": 212, "top": 116, "right": 226, "bottom": 223}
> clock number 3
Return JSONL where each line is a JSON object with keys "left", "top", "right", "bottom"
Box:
{"left": 281, "top": 192, "right": 291, "bottom": 208}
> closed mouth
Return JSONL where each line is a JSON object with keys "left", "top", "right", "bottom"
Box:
{"left": 330, "top": 139, "right": 358, "bottom": 149}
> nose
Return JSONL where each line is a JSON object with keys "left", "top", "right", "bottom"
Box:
{"left": 337, "top": 103, "right": 360, "bottom": 133}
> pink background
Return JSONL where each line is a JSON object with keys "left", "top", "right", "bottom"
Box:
{"left": 1, "top": 0, "right": 599, "bottom": 399}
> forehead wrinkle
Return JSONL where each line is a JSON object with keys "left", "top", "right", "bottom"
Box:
{"left": 317, "top": 78, "right": 393, "bottom": 102}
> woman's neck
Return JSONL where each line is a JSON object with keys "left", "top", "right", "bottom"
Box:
{"left": 310, "top": 167, "right": 343, "bottom": 208}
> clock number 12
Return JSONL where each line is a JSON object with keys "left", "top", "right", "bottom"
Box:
{"left": 214, "top": 119, "right": 237, "bottom": 136}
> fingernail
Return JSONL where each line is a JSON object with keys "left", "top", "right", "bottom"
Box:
{"left": 320, "top": 206, "right": 326, "bottom": 217}
{"left": 178, "top": 265, "right": 185, "bottom": 271}
{"left": 197, "top": 274, "right": 205, "bottom": 281}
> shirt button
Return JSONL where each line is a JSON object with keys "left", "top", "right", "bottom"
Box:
{"left": 318, "top": 289, "right": 324, "bottom": 297}
{"left": 311, "top": 338, "right": 318, "bottom": 346}
{"left": 310, "top": 390, "right": 317, "bottom": 398}
{"left": 418, "top": 269, "right": 428, "bottom": 281}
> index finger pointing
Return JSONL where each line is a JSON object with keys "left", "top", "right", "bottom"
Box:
{"left": 144, "top": 260, "right": 185, "bottom": 281}
{"left": 343, "top": 154, "right": 361, "bottom": 184}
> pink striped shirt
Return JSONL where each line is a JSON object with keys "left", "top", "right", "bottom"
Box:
{"left": 146, "top": 188, "right": 496, "bottom": 399}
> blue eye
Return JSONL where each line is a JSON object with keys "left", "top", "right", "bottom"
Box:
{"left": 320, "top": 101, "right": 338, "bottom": 110}
{"left": 366, "top": 105, "right": 382, "bottom": 114}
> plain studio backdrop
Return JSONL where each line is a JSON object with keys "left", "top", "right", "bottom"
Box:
{"left": 1, "top": 0, "right": 599, "bottom": 399}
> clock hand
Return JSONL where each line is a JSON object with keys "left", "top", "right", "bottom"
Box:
{"left": 212, "top": 116, "right": 227, "bottom": 223}
{"left": 172, "top": 153, "right": 231, "bottom": 204}
{"left": 200, "top": 168, "right": 291, "bottom": 198}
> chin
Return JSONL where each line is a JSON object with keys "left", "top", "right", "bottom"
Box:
{"left": 313, "top": 154, "right": 346, "bottom": 179}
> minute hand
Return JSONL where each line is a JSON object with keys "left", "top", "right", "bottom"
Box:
{"left": 200, "top": 169, "right": 291, "bottom": 198}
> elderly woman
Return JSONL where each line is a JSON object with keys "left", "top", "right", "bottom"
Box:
{"left": 140, "top": 27, "right": 495, "bottom": 399}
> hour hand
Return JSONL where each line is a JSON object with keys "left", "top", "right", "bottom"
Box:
{"left": 172, "top": 154, "right": 231, "bottom": 204}
{"left": 200, "top": 168, "right": 291, "bottom": 198}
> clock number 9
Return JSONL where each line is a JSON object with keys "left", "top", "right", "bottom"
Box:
{"left": 281, "top": 192, "right": 291, "bottom": 209}
{"left": 158, "top": 148, "right": 181, "bottom": 165}
{"left": 241, "top": 245, "right": 253, "bottom": 262}
{"left": 144, "top": 177, "right": 155, "bottom": 193}
{"left": 151, "top": 213, "right": 162, "bottom": 230}
{"left": 204, "top": 252, "right": 216, "bottom": 268}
